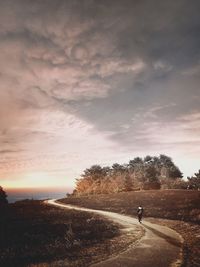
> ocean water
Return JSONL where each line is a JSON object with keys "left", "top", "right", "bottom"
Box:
{"left": 6, "top": 189, "right": 70, "bottom": 203}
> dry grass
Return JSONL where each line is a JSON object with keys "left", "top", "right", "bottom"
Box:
{"left": 60, "top": 189, "right": 200, "bottom": 267}
{"left": 0, "top": 200, "right": 141, "bottom": 267}
{"left": 60, "top": 190, "right": 200, "bottom": 223}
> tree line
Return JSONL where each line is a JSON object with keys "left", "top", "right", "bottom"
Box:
{"left": 73, "top": 154, "right": 200, "bottom": 195}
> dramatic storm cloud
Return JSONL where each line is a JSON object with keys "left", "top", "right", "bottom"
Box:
{"left": 0, "top": 0, "right": 200, "bottom": 188}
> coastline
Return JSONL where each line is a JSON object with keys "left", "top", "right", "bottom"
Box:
{"left": 6, "top": 188, "right": 69, "bottom": 203}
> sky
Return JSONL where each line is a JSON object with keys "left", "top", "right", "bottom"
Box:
{"left": 0, "top": 0, "right": 200, "bottom": 190}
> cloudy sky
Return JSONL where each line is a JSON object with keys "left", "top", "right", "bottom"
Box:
{"left": 0, "top": 0, "right": 200, "bottom": 189}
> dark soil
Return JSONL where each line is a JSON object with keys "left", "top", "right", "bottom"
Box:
{"left": 0, "top": 200, "right": 139, "bottom": 267}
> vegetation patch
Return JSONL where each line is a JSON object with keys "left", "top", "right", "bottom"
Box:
{"left": 73, "top": 155, "right": 200, "bottom": 196}
{"left": 0, "top": 200, "right": 140, "bottom": 267}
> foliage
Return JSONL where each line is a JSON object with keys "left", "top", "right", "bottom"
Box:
{"left": 187, "top": 170, "right": 200, "bottom": 190}
{"left": 0, "top": 186, "right": 8, "bottom": 206}
{"left": 74, "top": 155, "right": 183, "bottom": 195}
{"left": 0, "top": 201, "right": 120, "bottom": 267}
{"left": 160, "top": 178, "right": 188, "bottom": 189}
{"left": 123, "top": 174, "right": 133, "bottom": 191}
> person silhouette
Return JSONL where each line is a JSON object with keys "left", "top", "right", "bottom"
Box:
{"left": 137, "top": 206, "right": 144, "bottom": 223}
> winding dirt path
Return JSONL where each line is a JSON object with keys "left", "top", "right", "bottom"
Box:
{"left": 47, "top": 199, "right": 183, "bottom": 267}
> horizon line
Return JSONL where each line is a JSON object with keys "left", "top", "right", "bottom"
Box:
{"left": 5, "top": 186, "right": 73, "bottom": 191}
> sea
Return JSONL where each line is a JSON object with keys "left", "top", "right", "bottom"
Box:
{"left": 6, "top": 188, "right": 71, "bottom": 203}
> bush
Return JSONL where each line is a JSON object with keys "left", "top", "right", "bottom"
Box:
{"left": 143, "top": 181, "right": 161, "bottom": 190}
{"left": 0, "top": 186, "right": 8, "bottom": 206}
{"left": 160, "top": 178, "right": 188, "bottom": 189}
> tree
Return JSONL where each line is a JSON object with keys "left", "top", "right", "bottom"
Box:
{"left": 158, "top": 154, "right": 183, "bottom": 180}
{"left": 143, "top": 166, "right": 161, "bottom": 190}
{"left": 123, "top": 174, "right": 133, "bottom": 192}
{"left": 187, "top": 170, "right": 200, "bottom": 189}
{"left": 144, "top": 155, "right": 153, "bottom": 164}
{"left": 82, "top": 165, "right": 106, "bottom": 181}
{"left": 111, "top": 163, "right": 127, "bottom": 175}
{"left": 128, "top": 157, "right": 144, "bottom": 182}
{"left": 129, "top": 157, "right": 143, "bottom": 168}
{"left": 73, "top": 154, "right": 183, "bottom": 195}
{"left": 159, "top": 154, "right": 174, "bottom": 167}
{"left": 169, "top": 166, "right": 183, "bottom": 179}
{"left": 75, "top": 165, "right": 111, "bottom": 195}
{"left": 0, "top": 186, "right": 8, "bottom": 205}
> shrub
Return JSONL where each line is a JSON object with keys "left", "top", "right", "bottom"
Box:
{"left": 143, "top": 181, "right": 161, "bottom": 190}
{"left": 0, "top": 186, "right": 8, "bottom": 206}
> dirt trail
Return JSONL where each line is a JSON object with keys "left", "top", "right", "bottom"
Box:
{"left": 47, "top": 199, "right": 183, "bottom": 267}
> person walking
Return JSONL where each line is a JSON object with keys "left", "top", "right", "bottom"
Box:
{"left": 137, "top": 206, "right": 144, "bottom": 223}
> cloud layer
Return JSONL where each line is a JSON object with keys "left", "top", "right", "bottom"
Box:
{"left": 0, "top": 0, "right": 200, "bottom": 187}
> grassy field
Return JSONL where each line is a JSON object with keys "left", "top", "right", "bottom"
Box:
{"left": 1, "top": 190, "right": 199, "bottom": 266}
{"left": 60, "top": 189, "right": 200, "bottom": 267}
{"left": 0, "top": 200, "right": 140, "bottom": 267}
{"left": 60, "top": 189, "right": 200, "bottom": 223}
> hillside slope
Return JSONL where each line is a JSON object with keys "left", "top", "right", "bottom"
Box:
{"left": 60, "top": 190, "right": 200, "bottom": 266}
{"left": 60, "top": 190, "right": 200, "bottom": 223}
{"left": 50, "top": 199, "right": 183, "bottom": 267}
